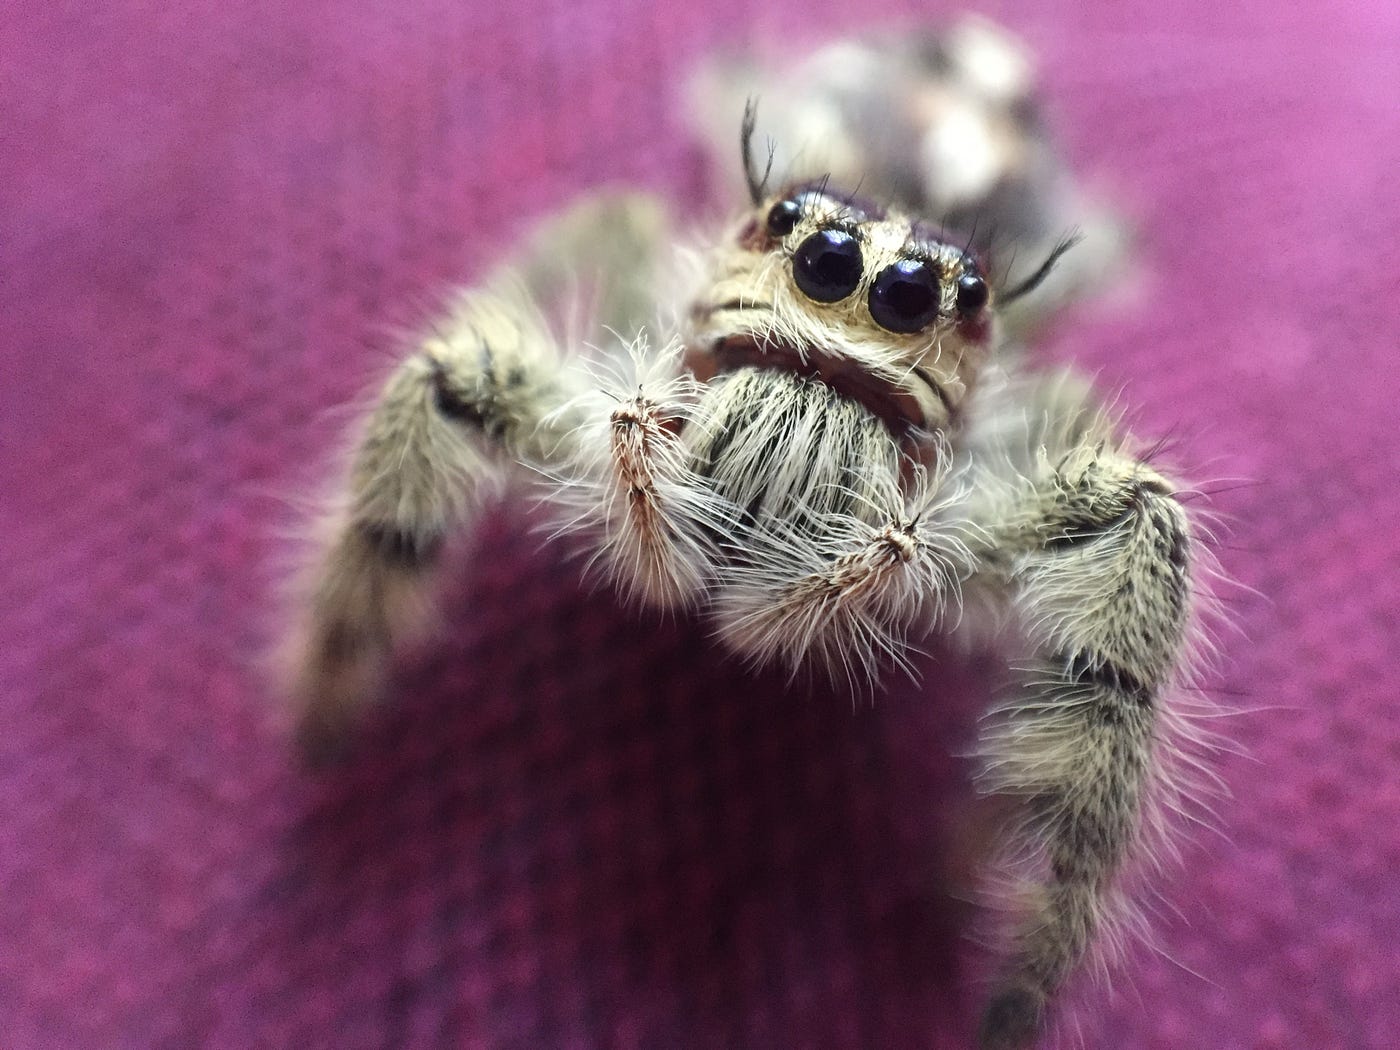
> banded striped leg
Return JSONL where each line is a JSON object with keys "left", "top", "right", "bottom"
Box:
{"left": 976, "top": 440, "right": 1194, "bottom": 1049}
{"left": 288, "top": 290, "right": 577, "bottom": 763}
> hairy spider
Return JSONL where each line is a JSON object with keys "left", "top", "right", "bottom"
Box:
{"left": 285, "top": 106, "right": 1206, "bottom": 1049}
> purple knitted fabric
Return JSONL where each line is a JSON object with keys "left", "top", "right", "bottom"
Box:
{"left": 3, "top": 1, "right": 1398, "bottom": 1047}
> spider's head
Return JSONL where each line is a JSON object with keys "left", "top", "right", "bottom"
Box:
{"left": 684, "top": 120, "right": 997, "bottom": 442}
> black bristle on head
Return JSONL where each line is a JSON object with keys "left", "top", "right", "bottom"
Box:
{"left": 1000, "top": 232, "right": 1084, "bottom": 305}
{"left": 740, "top": 98, "right": 775, "bottom": 207}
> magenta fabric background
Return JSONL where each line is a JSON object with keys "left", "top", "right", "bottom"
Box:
{"left": 4, "top": 1, "right": 1398, "bottom": 1047}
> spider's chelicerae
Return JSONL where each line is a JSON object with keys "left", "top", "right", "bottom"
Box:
{"left": 287, "top": 107, "right": 1209, "bottom": 1049}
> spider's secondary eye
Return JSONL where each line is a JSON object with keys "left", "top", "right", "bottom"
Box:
{"left": 766, "top": 199, "right": 802, "bottom": 237}
{"left": 956, "top": 270, "right": 990, "bottom": 314}
{"left": 792, "top": 229, "right": 863, "bottom": 303}
{"left": 869, "top": 259, "right": 942, "bottom": 333}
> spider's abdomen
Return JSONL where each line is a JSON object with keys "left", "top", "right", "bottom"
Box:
{"left": 684, "top": 367, "right": 904, "bottom": 531}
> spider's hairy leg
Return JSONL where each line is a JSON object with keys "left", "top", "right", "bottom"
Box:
{"left": 975, "top": 434, "right": 1196, "bottom": 1049}
{"left": 500, "top": 190, "right": 672, "bottom": 345}
{"left": 287, "top": 289, "right": 576, "bottom": 764}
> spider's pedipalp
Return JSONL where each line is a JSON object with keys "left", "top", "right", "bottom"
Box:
{"left": 285, "top": 289, "right": 579, "bottom": 762}
{"left": 545, "top": 336, "right": 731, "bottom": 609}
{"left": 714, "top": 509, "right": 972, "bottom": 686}
{"left": 688, "top": 365, "right": 975, "bottom": 684}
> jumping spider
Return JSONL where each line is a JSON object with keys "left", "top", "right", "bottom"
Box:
{"left": 287, "top": 107, "right": 1202, "bottom": 1049}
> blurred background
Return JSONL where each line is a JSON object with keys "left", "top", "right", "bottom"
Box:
{"left": 2, "top": 1, "right": 1398, "bottom": 1047}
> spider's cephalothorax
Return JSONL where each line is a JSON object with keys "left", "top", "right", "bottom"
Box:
{"left": 685, "top": 181, "right": 994, "bottom": 445}
{"left": 285, "top": 119, "right": 1204, "bottom": 1050}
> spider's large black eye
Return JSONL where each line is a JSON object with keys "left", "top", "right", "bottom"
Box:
{"left": 792, "top": 229, "right": 863, "bottom": 303}
{"left": 956, "top": 270, "right": 989, "bottom": 314}
{"left": 766, "top": 198, "right": 802, "bottom": 237}
{"left": 869, "top": 258, "right": 942, "bottom": 333}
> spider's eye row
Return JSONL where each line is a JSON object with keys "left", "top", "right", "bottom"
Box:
{"left": 792, "top": 229, "right": 863, "bottom": 303}
{"left": 766, "top": 198, "right": 803, "bottom": 237}
{"left": 956, "top": 269, "right": 989, "bottom": 314}
{"left": 869, "top": 258, "right": 942, "bottom": 334}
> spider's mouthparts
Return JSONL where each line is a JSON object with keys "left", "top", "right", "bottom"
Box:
{"left": 686, "top": 333, "right": 937, "bottom": 439}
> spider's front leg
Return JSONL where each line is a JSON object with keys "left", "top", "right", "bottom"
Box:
{"left": 287, "top": 289, "right": 713, "bottom": 762}
{"left": 286, "top": 290, "right": 580, "bottom": 762}
{"left": 975, "top": 429, "right": 1196, "bottom": 1049}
